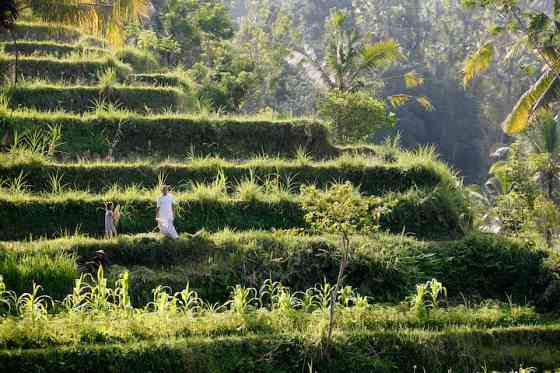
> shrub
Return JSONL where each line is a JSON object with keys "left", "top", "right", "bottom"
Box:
{"left": 319, "top": 90, "right": 395, "bottom": 143}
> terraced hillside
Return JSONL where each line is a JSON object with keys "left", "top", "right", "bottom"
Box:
{"left": 1, "top": 23, "right": 560, "bottom": 372}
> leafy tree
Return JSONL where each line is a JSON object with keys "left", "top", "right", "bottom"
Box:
{"left": 319, "top": 90, "right": 394, "bottom": 143}
{"left": 300, "top": 182, "right": 381, "bottom": 345}
{"left": 161, "top": 0, "right": 234, "bottom": 66}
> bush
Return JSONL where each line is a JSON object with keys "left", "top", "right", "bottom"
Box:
{"left": 319, "top": 90, "right": 394, "bottom": 143}
{"left": 0, "top": 112, "right": 337, "bottom": 159}
{"left": 0, "top": 56, "right": 132, "bottom": 84}
{"left": 9, "top": 85, "right": 187, "bottom": 114}
{"left": 114, "top": 47, "right": 159, "bottom": 74}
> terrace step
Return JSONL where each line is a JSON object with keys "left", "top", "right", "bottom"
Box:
{"left": 1, "top": 41, "right": 108, "bottom": 58}
{"left": 0, "top": 158, "right": 443, "bottom": 195}
{"left": 0, "top": 55, "right": 132, "bottom": 84}
{"left": 8, "top": 85, "right": 189, "bottom": 114}
{"left": 0, "top": 232, "right": 548, "bottom": 307}
{"left": 0, "top": 23, "right": 86, "bottom": 43}
{"left": 1, "top": 327, "right": 560, "bottom": 372}
{"left": 0, "top": 112, "right": 337, "bottom": 160}
{"left": 0, "top": 189, "right": 467, "bottom": 241}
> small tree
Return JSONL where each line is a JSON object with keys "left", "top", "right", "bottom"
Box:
{"left": 318, "top": 90, "right": 395, "bottom": 143}
{"left": 300, "top": 182, "right": 381, "bottom": 345}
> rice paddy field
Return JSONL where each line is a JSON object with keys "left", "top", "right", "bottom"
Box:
{"left": 1, "top": 22, "right": 560, "bottom": 373}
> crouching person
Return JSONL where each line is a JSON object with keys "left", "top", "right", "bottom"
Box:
{"left": 156, "top": 185, "right": 179, "bottom": 239}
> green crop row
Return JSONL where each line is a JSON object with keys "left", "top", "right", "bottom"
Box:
{"left": 0, "top": 157, "right": 444, "bottom": 195}
{"left": 2, "top": 41, "right": 107, "bottom": 57}
{"left": 0, "top": 55, "right": 132, "bottom": 83}
{"left": 8, "top": 85, "right": 188, "bottom": 114}
{"left": 0, "top": 22, "right": 84, "bottom": 43}
{"left": 126, "top": 73, "right": 194, "bottom": 90}
{"left": 1, "top": 231, "right": 556, "bottom": 309}
{"left": 0, "top": 187, "right": 467, "bottom": 241}
{"left": 0, "top": 111, "right": 336, "bottom": 159}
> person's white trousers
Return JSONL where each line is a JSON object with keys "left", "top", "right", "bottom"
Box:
{"left": 157, "top": 218, "right": 179, "bottom": 239}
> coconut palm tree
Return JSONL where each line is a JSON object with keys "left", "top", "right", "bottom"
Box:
{"left": 463, "top": 0, "right": 560, "bottom": 135}
{"left": 293, "top": 10, "right": 432, "bottom": 109}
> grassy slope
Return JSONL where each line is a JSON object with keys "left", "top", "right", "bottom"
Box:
{"left": 0, "top": 184, "right": 468, "bottom": 241}
{"left": 8, "top": 84, "right": 188, "bottom": 114}
{"left": 0, "top": 110, "right": 336, "bottom": 159}
{"left": 1, "top": 40, "right": 108, "bottom": 57}
{"left": 2, "top": 319, "right": 560, "bottom": 372}
{"left": 1, "top": 232, "right": 555, "bottom": 307}
{"left": 0, "top": 155, "right": 445, "bottom": 194}
{"left": 0, "top": 55, "right": 132, "bottom": 83}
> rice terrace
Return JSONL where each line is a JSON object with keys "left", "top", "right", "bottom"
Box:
{"left": 1, "top": 0, "right": 560, "bottom": 372}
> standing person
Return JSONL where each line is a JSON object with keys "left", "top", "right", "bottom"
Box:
{"left": 156, "top": 185, "right": 179, "bottom": 239}
{"left": 104, "top": 201, "right": 118, "bottom": 238}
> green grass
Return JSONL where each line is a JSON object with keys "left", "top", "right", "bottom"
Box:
{"left": 2, "top": 329, "right": 560, "bottom": 373}
{"left": 0, "top": 55, "right": 132, "bottom": 83}
{"left": 0, "top": 183, "right": 469, "bottom": 241}
{"left": 1, "top": 231, "right": 555, "bottom": 307}
{"left": 126, "top": 72, "right": 195, "bottom": 90}
{"left": 0, "top": 108, "right": 336, "bottom": 159}
{"left": 1, "top": 40, "right": 108, "bottom": 58}
{"left": 114, "top": 47, "right": 159, "bottom": 74}
{"left": 8, "top": 83, "right": 189, "bottom": 114}
{"left": 0, "top": 22, "right": 84, "bottom": 43}
{"left": 0, "top": 153, "right": 448, "bottom": 195}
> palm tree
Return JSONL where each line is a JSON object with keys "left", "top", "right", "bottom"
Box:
{"left": 17, "top": 0, "right": 149, "bottom": 46}
{"left": 293, "top": 10, "right": 431, "bottom": 109}
{"left": 463, "top": 0, "right": 560, "bottom": 135}
{"left": 526, "top": 112, "right": 560, "bottom": 202}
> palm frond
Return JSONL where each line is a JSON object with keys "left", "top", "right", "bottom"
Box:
{"left": 389, "top": 94, "right": 411, "bottom": 109}
{"left": 504, "top": 35, "right": 528, "bottom": 62}
{"left": 527, "top": 111, "right": 560, "bottom": 155}
{"left": 416, "top": 96, "right": 434, "bottom": 111}
{"left": 360, "top": 39, "right": 401, "bottom": 70}
{"left": 502, "top": 68, "right": 557, "bottom": 134}
{"left": 463, "top": 42, "right": 494, "bottom": 87}
{"left": 22, "top": 0, "right": 148, "bottom": 46}
{"left": 404, "top": 71, "right": 424, "bottom": 88}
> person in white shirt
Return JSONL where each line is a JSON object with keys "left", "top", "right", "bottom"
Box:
{"left": 156, "top": 185, "right": 179, "bottom": 239}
